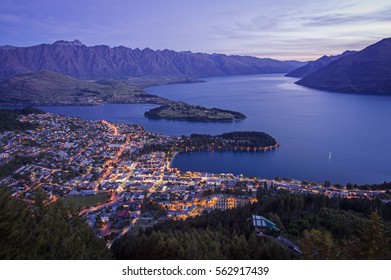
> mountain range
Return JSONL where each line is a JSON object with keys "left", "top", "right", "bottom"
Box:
{"left": 1, "top": 38, "right": 390, "bottom": 96}
{"left": 285, "top": 50, "right": 356, "bottom": 78}
{"left": 0, "top": 40, "right": 304, "bottom": 80}
{"left": 296, "top": 38, "right": 391, "bottom": 94}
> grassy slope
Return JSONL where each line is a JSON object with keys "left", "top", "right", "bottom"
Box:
{"left": 61, "top": 193, "right": 109, "bottom": 211}
{"left": 0, "top": 71, "right": 146, "bottom": 105}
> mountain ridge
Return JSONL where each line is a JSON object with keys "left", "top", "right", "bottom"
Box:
{"left": 285, "top": 50, "right": 356, "bottom": 78}
{"left": 0, "top": 40, "right": 305, "bottom": 80}
{"left": 296, "top": 38, "right": 391, "bottom": 94}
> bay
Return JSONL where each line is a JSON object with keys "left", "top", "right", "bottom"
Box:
{"left": 35, "top": 74, "right": 391, "bottom": 185}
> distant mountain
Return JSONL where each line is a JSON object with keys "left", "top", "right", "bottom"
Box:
{"left": 0, "top": 71, "right": 169, "bottom": 105}
{"left": 296, "top": 38, "right": 391, "bottom": 94}
{"left": 285, "top": 51, "right": 356, "bottom": 78}
{"left": 0, "top": 40, "right": 305, "bottom": 80}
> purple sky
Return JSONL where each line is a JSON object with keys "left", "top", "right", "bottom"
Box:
{"left": 0, "top": 0, "right": 390, "bottom": 60}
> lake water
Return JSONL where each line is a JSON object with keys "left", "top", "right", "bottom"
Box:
{"left": 35, "top": 74, "right": 391, "bottom": 185}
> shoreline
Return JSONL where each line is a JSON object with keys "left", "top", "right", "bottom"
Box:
{"left": 182, "top": 143, "right": 280, "bottom": 153}
{"left": 169, "top": 151, "right": 180, "bottom": 169}
{"left": 167, "top": 144, "right": 280, "bottom": 171}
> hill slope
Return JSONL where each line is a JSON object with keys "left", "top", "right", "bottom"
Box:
{"left": 0, "top": 186, "right": 111, "bottom": 259}
{"left": 285, "top": 51, "right": 355, "bottom": 78}
{"left": 0, "top": 71, "right": 245, "bottom": 122}
{"left": 296, "top": 38, "right": 391, "bottom": 94}
{"left": 0, "top": 40, "right": 304, "bottom": 80}
{"left": 0, "top": 71, "right": 169, "bottom": 105}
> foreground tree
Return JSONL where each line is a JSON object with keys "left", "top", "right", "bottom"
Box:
{"left": 0, "top": 187, "right": 111, "bottom": 259}
{"left": 113, "top": 189, "right": 391, "bottom": 260}
{"left": 360, "top": 211, "right": 390, "bottom": 259}
{"left": 300, "top": 229, "right": 334, "bottom": 259}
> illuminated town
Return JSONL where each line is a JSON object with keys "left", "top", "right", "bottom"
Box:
{"left": 0, "top": 112, "right": 384, "bottom": 245}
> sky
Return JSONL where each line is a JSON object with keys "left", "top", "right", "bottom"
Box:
{"left": 0, "top": 0, "right": 390, "bottom": 61}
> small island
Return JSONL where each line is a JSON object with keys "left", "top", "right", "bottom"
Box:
{"left": 144, "top": 102, "right": 246, "bottom": 122}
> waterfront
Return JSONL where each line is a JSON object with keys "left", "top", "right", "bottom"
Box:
{"left": 36, "top": 74, "right": 391, "bottom": 184}
{"left": 3, "top": 111, "right": 384, "bottom": 247}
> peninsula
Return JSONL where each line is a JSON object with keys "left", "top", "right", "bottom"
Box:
{"left": 144, "top": 102, "right": 246, "bottom": 122}
{"left": 0, "top": 71, "right": 246, "bottom": 123}
{"left": 180, "top": 131, "right": 278, "bottom": 151}
{"left": 140, "top": 131, "right": 277, "bottom": 154}
{"left": 2, "top": 109, "right": 389, "bottom": 261}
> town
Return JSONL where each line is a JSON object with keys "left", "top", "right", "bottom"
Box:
{"left": 0, "top": 112, "right": 385, "bottom": 246}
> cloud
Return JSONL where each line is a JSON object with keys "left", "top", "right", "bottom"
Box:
{"left": 0, "top": 13, "right": 22, "bottom": 23}
{"left": 1, "top": 0, "right": 391, "bottom": 60}
{"left": 301, "top": 6, "right": 391, "bottom": 26}
{"left": 205, "top": 1, "right": 391, "bottom": 60}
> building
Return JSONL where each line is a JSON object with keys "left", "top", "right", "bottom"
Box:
{"left": 214, "top": 196, "right": 254, "bottom": 210}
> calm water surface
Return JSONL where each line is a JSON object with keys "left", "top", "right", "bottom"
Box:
{"left": 36, "top": 74, "right": 391, "bottom": 184}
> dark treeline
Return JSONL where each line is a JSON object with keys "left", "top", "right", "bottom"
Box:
{"left": 144, "top": 105, "right": 169, "bottom": 119}
{"left": 350, "top": 181, "right": 391, "bottom": 191}
{"left": 0, "top": 187, "right": 111, "bottom": 259}
{"left": 144, "top": 104, "right": 246, "bottom": 121}
{"left": 112, "top": 188, "right": 391, "bottom": 260}
{"left": 209, "top": 107, "right": 246, "bottom": 120}
{"left": 181, "top": 131, "right": 277, "bottom": 151}
{"left": 138, "top": 131, "right": 277, "bottom": 154}
{"left": 0, "top": 107, "right": 44, "bottom": 132}
{"left": 0, "top": 156, "right": 32, "bottom": 179}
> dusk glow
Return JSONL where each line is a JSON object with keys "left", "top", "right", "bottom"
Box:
{"left": 1, "top": 0, "right": 391, "bottom": 267}
{"left": 1, "top": 0, "right": 390, "bottom": 60}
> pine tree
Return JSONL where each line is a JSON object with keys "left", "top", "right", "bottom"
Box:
{"left": 300, "top": 229, "right": 334, "bottom": 259}
{"left": 360, "top": 211, "right": 390, "bottom": 259}
{"left": 0, "top": 186, "right": 111, "bottom": 259}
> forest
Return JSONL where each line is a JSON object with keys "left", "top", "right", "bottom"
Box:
{"left": 179, "top": 131, "right": 277, "bottom": 151}
{"left": 138, "top": 131, "right": 278, "bottom": 155}
{"left": 1, "top": 183, "right": 390, "bottom": 259}
{"left": 0, "top": 187, "right": 111, "bottom": 259}
{"left": 351, "top": 181, "right": 391, "bottom": 191}
{"left": 112, "top": 188, "right": 391, "bottom": 260}
{"left": 0, "top": 107, "right": 44, "bottom": 132}
{"left": 144, "top": 103, "right": 246, "bottom": 122}
{"left": 0, "top": 156, "right": 32, "bottom": 179}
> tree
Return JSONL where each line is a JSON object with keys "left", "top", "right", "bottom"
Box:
{"left": 300, "top": 229, "right": 334, "bottom": 259}
{"left": 0, "top": 186, "right": 31, "bottom": 259}
{"left": 360, "top": 211, "right": 390, "bottom": 259}
{"left": 0, "top": 186, "right": 111, "bottom": 259}
{"left": 113, "top": 189, "right": 391, "bottom": 260}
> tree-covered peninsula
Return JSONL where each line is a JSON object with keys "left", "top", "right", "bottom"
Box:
{"left": 144, "top": 102, "right": 246, "bottom": 122}
{"left": 140, "top": 131, "right": 278, "bottom": 154}
{"left": 179, "top": 131, "right": 278, "bottom": 151}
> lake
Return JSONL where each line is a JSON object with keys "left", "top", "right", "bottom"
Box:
{"left": 35, "top": 74, "right": 391, "bottom": 185}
